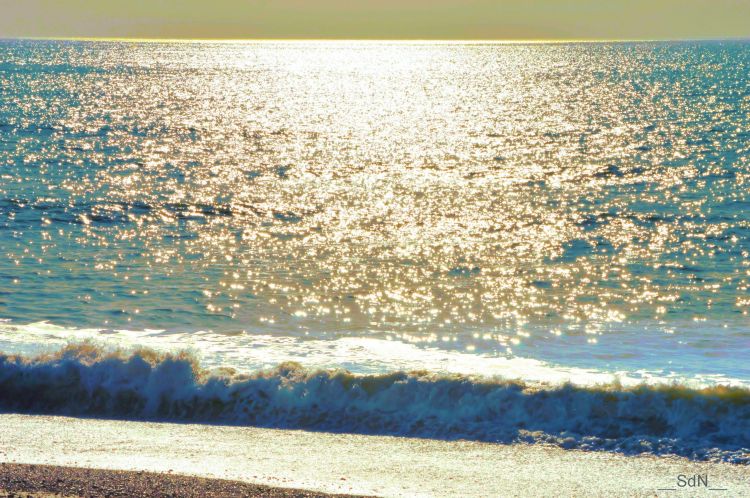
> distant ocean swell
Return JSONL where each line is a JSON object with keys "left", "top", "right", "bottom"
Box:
{"left": 0, "top": 344, "right": 748, "bottom": 464}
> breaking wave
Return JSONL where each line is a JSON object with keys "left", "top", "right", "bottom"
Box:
{"left": 0, "top": 343, "right": 748, "bottom": 463}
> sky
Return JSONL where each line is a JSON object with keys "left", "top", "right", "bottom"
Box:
{"left": 0, "top": 0, "right": 749, "bottom": 40}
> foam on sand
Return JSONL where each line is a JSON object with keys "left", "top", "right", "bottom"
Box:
{"left": 1, "top": 414, "right": 749, "bottom": 498}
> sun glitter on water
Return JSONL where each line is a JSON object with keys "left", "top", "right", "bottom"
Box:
{"left": 1, "top": 40, "right": 750, "bottom": 382}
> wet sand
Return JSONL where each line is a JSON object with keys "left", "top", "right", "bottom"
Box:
{"left": 0, "top": 463, "right": 366, "bottom": 498}
{"left": 1, "top": 414, "right": 749, "bottom": 497}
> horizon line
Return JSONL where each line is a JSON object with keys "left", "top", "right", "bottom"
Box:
{"left": 3, "top": 36, "right": 750, "bottom": 44}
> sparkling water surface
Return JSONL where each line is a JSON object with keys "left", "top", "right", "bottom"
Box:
{"left": 1, "top": 40, "right": 749, "bottom": 384}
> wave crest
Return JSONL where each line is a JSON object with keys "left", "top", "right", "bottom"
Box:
{"left": 1, "top": 343, "right": 749, "bottom": 463}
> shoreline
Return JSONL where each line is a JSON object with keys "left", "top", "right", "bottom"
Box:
{"left": 1, "top": 414, "right": 749, "bottom": 497}
{"left": 0, "top": 463, "right": 367, "bottom": 498}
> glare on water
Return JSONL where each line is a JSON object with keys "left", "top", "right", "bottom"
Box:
{"left": 1, "top": 40, "right": 749, "bottom": 380}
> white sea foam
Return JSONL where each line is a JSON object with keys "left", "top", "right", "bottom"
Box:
{"left": 0, "top": 342, "right": 749, "bottom": 463}
{"left": 0, "top": 321, "right": 742, "bottom": 388}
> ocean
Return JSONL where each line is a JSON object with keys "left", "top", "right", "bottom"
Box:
{"left": 1, "top": 40, "right": 749, "bottom": 463}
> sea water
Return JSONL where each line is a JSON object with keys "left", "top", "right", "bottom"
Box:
{"left": 1, "top": 40, "right": 749, "bottom": 461}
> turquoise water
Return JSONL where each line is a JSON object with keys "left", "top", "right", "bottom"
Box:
{"left": 2, "top": 40, "right": 749, "bottom": 383}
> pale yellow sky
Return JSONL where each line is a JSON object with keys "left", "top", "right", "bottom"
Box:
{"left": 1, "top": 0, "right": 749, "bottom": 40}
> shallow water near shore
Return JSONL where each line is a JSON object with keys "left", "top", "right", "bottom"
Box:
{"left": 1, "top": 40, "right": 750, "bottom": 461}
